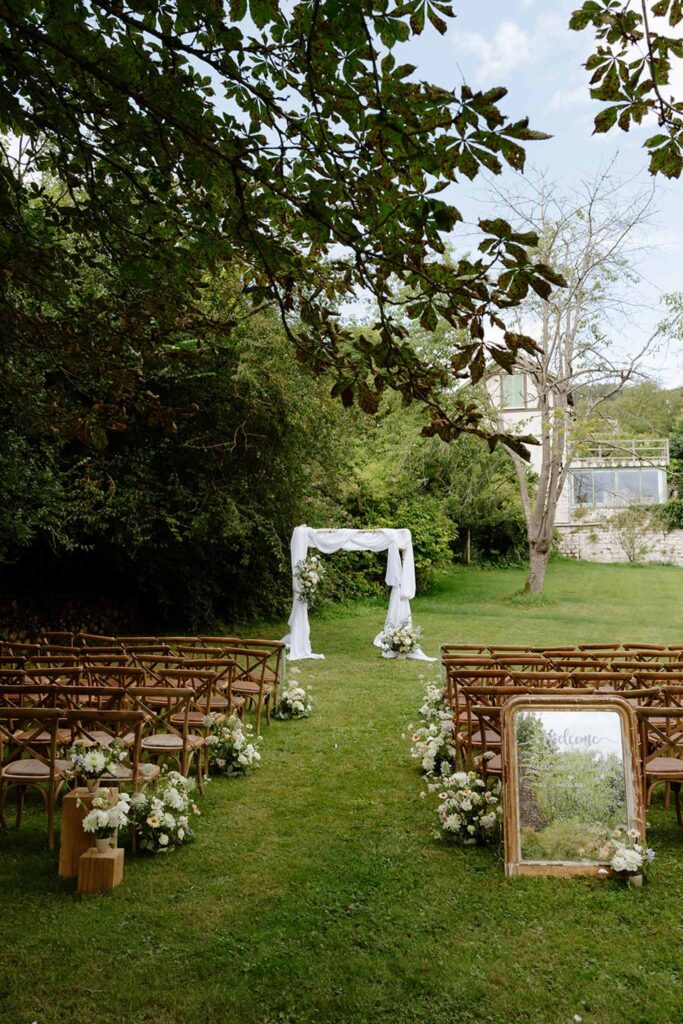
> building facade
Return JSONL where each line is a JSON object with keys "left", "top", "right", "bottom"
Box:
{"left": 488, "top": 370, "right": 681, "bottom": 566}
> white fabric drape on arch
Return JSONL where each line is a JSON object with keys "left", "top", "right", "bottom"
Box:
{"left": 283, "top": 525, "right": 433, "bottom": 661}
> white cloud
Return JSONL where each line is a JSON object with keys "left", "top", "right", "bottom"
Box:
{"left": 456, "top": 12, "right": 568, "bottom": 84}
{"left": 458, "top": 21, "right": 531, "bottom": 81}
{"left": 547, "top": 85, "right": 590, "bottom": 111}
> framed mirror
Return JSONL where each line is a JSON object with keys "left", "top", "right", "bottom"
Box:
{"left": 502, "top": 694, "right": 644, "bottom": 877}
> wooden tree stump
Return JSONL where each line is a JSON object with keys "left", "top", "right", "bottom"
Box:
{"left": 77, "top": 847, "right": 124, "bottom": 893}
{"left": 58, "top": 787, "right": 118, "bottom": 878}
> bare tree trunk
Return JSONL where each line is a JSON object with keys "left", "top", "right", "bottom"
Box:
{"left": 524, "top": 534, "right": 551, "bottom": 594}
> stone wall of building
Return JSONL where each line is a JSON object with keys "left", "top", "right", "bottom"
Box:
{"left": 556, "top": 523, "right": 683, "bottom": 566}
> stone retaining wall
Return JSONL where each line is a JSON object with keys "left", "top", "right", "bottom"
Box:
{"left": 556, "top": 524, "right": 683, "bottom": 566}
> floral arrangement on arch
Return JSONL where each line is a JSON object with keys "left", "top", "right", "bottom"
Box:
{"left": 128, "top": 770, "right": 199, "bottom": 853}
{"left": 275, "top": 679, "right": 313, "bottom": 720}
{"left": 379, "top": 620, "right": 422, "bottom": 656}
{"left": 599, "top": 827, "right": 654, "bottom": 883}
{"left": 425, "top": 769, "right": 502, "bottom": 844}
{"left": 406, "top": 681, "right": 456, "bottom": 777}
{"left": 295, "top": 552, "right": 325, "bottom": 607}
{"left": 82, "top": 790, "right": 131, "bottom": 841}
{"left": 65, "top": 738, "right": 126, "bottom": 782}
{"left": 204, "top": 712, "right": 262, "bottom": 775}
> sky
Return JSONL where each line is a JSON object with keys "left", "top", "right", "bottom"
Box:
{"left": 397, "top": 0, "right": 683, "bottom": 385}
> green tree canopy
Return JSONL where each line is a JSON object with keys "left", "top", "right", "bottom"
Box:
{"left": 0, "top": 0, "right": 566, "bottom": 451}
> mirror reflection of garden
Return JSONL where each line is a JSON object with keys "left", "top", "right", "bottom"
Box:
{"left": 517, "top": 711, "right": 628, "bottom": 862}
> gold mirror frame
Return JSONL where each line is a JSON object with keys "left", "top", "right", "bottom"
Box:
{"left": 502, "top": 693, "right": 644, "bottom": 878}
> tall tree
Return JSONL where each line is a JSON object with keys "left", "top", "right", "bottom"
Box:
{"left": 490, "top": 169, "right": 675, "bottom": 594}
{"left": 0, "top": 1, "right": 563, "bottom": 451}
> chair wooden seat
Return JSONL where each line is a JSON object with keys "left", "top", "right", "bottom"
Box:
{"left": 233, "top": 680, "right": 274, "bottom": 695}
{"left": 169, "top": 704, "right": 242, "bottom": 728}
{"left": 469, "top": 728, "right": 501, "bottom": 748}
{"left": 142, "top": 733, "right": 204, "bottom": 752}
{"left": 646, "top": 756, "right": 683, "bottom": 777}
{"left": 13, "top": 728, "right": 73, "bottom": 746}
{"left": 2, "top": 758, "right": 70, "bottom": 780}
{"left": 477, "top": 753, "right": 502, "bottom": 774}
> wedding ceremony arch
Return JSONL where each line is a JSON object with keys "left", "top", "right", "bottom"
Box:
{"left": 284, "top": 525, "right": 432, "bottom": 661}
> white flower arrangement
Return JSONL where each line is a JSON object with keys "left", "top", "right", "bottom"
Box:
{"left": 65, "top": 739, "right": 126, "bottom": 780}
{"left": 606, "top": 827, "right": 654, "bottom": 881}
{"left": 128, "top": 770, "right": 199, "bottom": 853}
{"left": 425, "top": 769, "right": 502, "bottom": 845}
{"left": 407, "top": 681, "right": 456, "bottom": 776}
{"left": 203, "top": 712, "right": 262, "bottom": 775}
{"left": 295, "top": 553, "right": 325, "bottom": 606}
{"left": 379, "top": 619, "right": 423, "bottom": 655}
{"left": 82, "top": 790, "right": 131, "bottom": 838}
{"left": 275, "top": 681, "right": 313, "bottom": 720}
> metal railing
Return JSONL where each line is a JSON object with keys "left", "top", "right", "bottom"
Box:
{"left": 572, "top": 437, "right": 669, "bottom": 464}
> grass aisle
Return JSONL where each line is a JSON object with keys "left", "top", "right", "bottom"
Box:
{"left": 2, "top": 561, "right": 683, "bottom": 1024}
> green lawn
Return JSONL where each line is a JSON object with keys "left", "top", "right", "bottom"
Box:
{"left": 2, "top": 560, "right": 683, "bottom": 1024}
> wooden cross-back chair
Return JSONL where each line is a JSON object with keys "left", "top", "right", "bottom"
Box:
{"left": 156, "top": 636, "right": 199, "bottom": 651}
{"left": 545, "top": 670, "right": 639, "bottom": 692}
{"left": 0, "top": 642, "right": 40, "bottom": 659}
{"left": 27, "top": 655, "right": 81, "bottom": 670}
{"left": 543, "top": 654, "right": 606, "bottom": 671}
{"left": 636, "top": 706, "right": 683, "bottom": 824}
{"left": 118, "top": 644, "right": 170, "bottom": 659}
{"left": 130, "top": 654, "right": 190, "bottom": 689}
{"left": 218, "top": 646, "right": 279, "bottom": 734}
{"left": 80, "top": 651, "right": 129, "bottom": 667}
{"left": 77, "top": 633, "right": 118, "bottom": 647}
{"left": 1, "top": 684, "right": 129, "bottom": 755}
{"left": 444, "top": 665, "right": 508, "bottom": 719}
{"left": 0, "top": 666, "right": 26, "bottom": 694}
{"left": 40, "top": 631, "right": 76, "bottom": 648}
{"left": 532, "top": 645, "right": 579, "bottom": 653}
{"left": 440, "top": 644, "right": 488, "bottom": 658}
{"left": 199, "top": 636, "right": 285, "bottom": 696}
{"left": 24, "top": 666, "right": 82, "bottom": 689}
{"left": 0, "top": 707, "right": 67, "bottom": 850}
{"left": 487, "top": 645, "right": 537, "bottom": 654}
{"left": 84, "top": 665, "right": 146, "bottom": 697}
{"left": 492, "top": 655, "right": 552, "bottom": 673}
{"left": 162, "top": 660, "right": 240, "bottom": 717}
{"left": 127, "top": 684, "right": 206, "bottom": 792}
{"left": 64, "top": 708, "right": 150, "bottom": 787}
{"left": 576, "top": 643, "right": 623, "bottom": 651}
{"left": 0, "top": 655, "right": 26, "bottom": 671}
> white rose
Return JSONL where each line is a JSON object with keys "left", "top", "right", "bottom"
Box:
{"left": 158, "top": 834, "right": 169, "bottom": 847}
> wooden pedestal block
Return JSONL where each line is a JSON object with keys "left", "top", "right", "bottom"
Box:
{"left": 59, "top": 787, "right": 118, "bottom": 878}
{"left": 77, "top": 847, "right": 124, "bottom": 893}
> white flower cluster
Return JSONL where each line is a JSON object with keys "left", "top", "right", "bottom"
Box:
{"left": 128, "top": 770, "right": 199, "bottom": 853}
{"left": 82, "top": 790, "right": 131, "bottom": 837}
{"left": 608, "top": 827, "right": 655, "bottom": 878}
{"left": 407, "top": 681, "right": 456, "bottom": 776}
{"left": 275, "top": 680, "right": 313, "bottom": 720}
{"left": 425, "top": 770, "right": 502, "bottom": 844}
{"left": 379, "top": 619, "right": 422, "bottom": 655}
{"left": 66, "top": 739, "right": 126, "bottom": 780}
{"left": 204, "top": 712, "right": 262, "bottom": 775}
{"left": 295, "top": 553, "right": 325, "bottom": 606}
